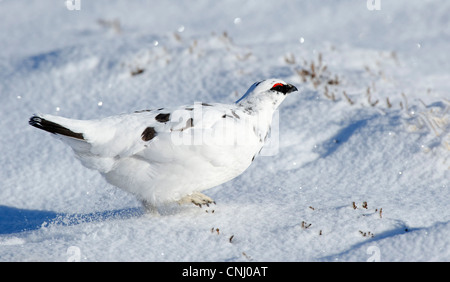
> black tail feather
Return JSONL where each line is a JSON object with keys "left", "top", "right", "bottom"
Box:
{"left": 29, "top": 116, "right": 85, "bottom": 140}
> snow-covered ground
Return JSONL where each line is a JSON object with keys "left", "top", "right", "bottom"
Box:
{"left": 0, "top": 0, "right": 448, "bottom": 262}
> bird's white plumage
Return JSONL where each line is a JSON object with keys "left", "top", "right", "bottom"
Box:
{"left": 29, "top": 78, "right": 297, "bottom": 212}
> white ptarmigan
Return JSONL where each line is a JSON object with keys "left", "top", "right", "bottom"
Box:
{"left": 29, "top": 78, "right": 297, "bottom": 213}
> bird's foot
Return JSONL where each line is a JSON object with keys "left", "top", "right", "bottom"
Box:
{"left": 178, "top": 192, "right": 216, "bottom": 208}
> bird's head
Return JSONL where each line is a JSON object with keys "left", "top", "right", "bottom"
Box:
{"left": 236, "top": 79, "right": 298, "bottom": 113}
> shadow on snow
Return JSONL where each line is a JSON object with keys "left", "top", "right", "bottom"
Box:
{"left": 0, "top": 205, "right": 143, "bottom": 235}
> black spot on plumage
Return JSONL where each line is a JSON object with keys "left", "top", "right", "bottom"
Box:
{"left": 202, "top": 103, "right": 213, "bottom": 107}
{"left": 134, "top": 109, "right": 152, "bottom": 113}
{"left": 141, "top": 127, "right": 157, "bottom": 141}
{"left": 170, "top": 117, "right": 194, "bottom": 132}
{"left": 155, "top": 113, "right": 170, "bottom": 123}
{"left": 244, "top": 106, "right": 253, "bottom": 113}
{"left": 185, "top": 118, "right": 193, "bottom": 129}
{"left": 231, "top": 110, "right": 240, "bottom": 119}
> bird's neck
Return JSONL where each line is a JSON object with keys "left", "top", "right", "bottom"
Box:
{"left": 237, "top": 98, "right": 279, "bottom": 144}
{"left": 237, "top": 95, "right": 282, "bottom": 116}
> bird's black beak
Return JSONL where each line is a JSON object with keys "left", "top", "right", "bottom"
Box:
{"left": 285, "top": 84, "right": 298, "bottom": 94}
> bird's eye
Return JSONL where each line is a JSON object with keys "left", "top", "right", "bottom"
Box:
{"left": 271, "top": 83, "right": 285, "bottom": 91}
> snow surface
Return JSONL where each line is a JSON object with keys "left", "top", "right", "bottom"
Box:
{"left": 0, "top": 0, "right": 449, "bottom": 262}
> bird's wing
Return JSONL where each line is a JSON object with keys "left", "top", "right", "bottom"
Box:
{"left": 134, "top": 103, "right": 254, "bottom": 167}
